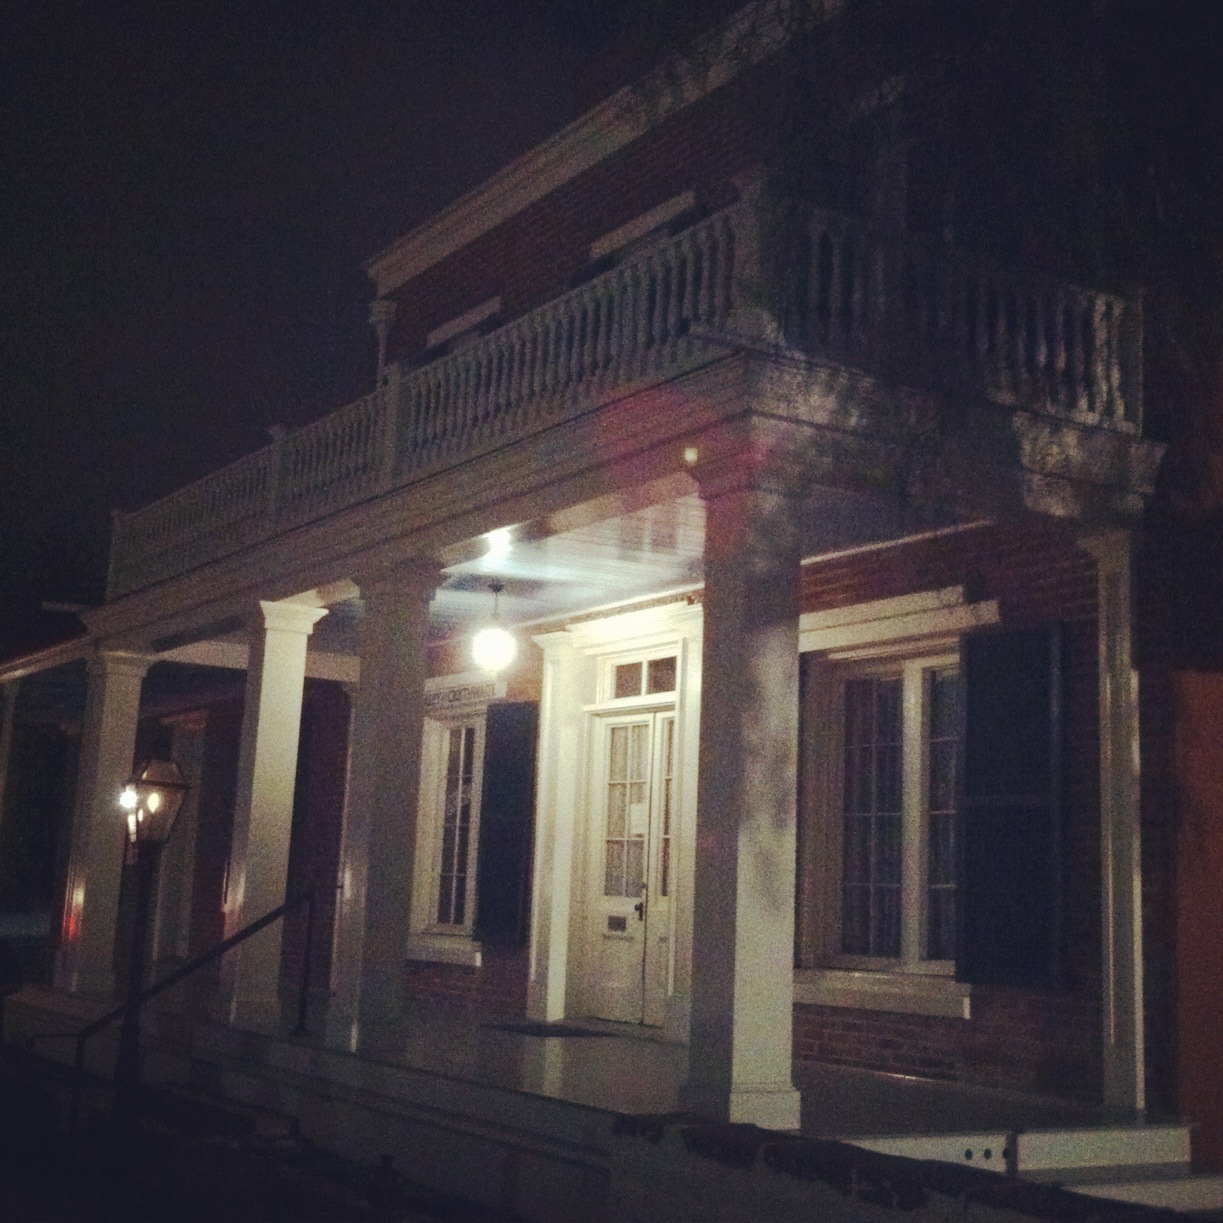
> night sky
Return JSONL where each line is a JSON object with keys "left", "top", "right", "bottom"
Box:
{"left": 1, "top": 1, "right": 641, "bottom": 659}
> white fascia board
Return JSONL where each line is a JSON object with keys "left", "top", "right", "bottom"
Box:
{"left": 364, "top": 1, "right": 799, "bottom": 296}
{"left": 0, "top": 636, "right": 93, "bottom": 683}
{"left": 157, "top": 638, "right": 359, "bottom": 684}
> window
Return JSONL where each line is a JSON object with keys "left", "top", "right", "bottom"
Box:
{"left": 409, "top": 678, "right": 537, "bottom": 966}
{"left": 803, "top": 651, "right": 963, "bottom": 975}
{"left": 434, "top": 720, "right": 480, "bottom": 929}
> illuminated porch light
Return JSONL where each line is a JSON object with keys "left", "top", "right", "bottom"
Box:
{"left": 471, "top": 581, "right": 518, "bottom": 674}
{"left": 120, "top": 758, "right": 187, "bottom": 848}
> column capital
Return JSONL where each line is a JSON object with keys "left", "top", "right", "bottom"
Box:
{"left": 355, "top": 559, "right": 444, "bottom": 605}
{"left": 685, "top": 418, "right": 815, "bottom": 505}
{"left": 257, "top": 599, "right": 329, "bottom": 636}
{"left": 1079, "top": 527, "right": 1133, "bottom": 568}
{"left": 85, "top": 649, "right": 153, "bottom": 682}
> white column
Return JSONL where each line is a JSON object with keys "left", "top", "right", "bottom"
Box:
{"left": 221, "top": 600, "right": 326, "bottom": 1025}
{"left": 150, "top": 709, "right": 209, "bottom": 976}
{"left": 327, "top": 565, "right": 437, "bottom": 1053}
{"left": 681, "top": 464, "right": 804, "bottom": 1130}
{"left": 526, "top": 631, "right": 587, "bottom": 1022}
{"left": 1084, "top": 530, "right": 1145, "bottom": 1112}
{"left": 0, "top": 679, "right": 18, "bottom": 841}
{"left": 54, "top": 651, "right": 150, "bottom": 996}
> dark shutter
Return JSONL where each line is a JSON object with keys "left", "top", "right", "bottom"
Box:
{"left": 474, "top": 701, "right": 538, "bottom": 948}
{"left": 957, "top": 625, "right": 1062, "bottom": 987}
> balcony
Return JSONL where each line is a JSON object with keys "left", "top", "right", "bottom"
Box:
{"left": 107, "top": 201, "right": 1143, "bottom": 599}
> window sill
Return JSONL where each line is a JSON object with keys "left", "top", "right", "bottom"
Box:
{"left": 794, "top": 969, "right": 971, "bottom": 1019}
{"left": 406, "top": 933, "right": 483, "bottom": 968}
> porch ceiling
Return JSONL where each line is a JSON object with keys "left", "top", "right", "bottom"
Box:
{"left": 304, "top": 481, "right": 900, "bottom": 655}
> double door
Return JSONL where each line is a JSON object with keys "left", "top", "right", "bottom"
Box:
{"left": 586, "top": 709, "right": 676, "bottom": 1026}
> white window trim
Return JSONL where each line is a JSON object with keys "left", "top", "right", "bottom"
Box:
{"left": 426, "top": 296, "right": 502, "bottom": 350}
{"left": 589, "top": 191, "right": 697, "bottom": 262}
{"left": 794, "top": 967, "right": 972, "bottom": 1019}
{"left": 407, "top": 673, "right": 507, "bottom": 967}
{"left": 798, "top": 588, "right": 998, "bottom": 1019}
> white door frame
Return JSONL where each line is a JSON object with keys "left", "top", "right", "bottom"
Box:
{"left": 527, "top": 602, "right": 701, "bottom": 1042}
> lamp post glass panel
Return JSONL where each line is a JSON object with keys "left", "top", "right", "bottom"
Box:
{"left": 114, "top": 759, "right": 186, "bottom": 1112}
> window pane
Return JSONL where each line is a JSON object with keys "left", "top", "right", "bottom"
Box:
{"left": 839, "top": 675, "right": 902, "bottom": 958}
{"left": 925, "top": 668, "right": 961, "bottom": 961}
{"left": 614, "top": 662, "right": 643, "bottom": 699}
{"left": 437, "top": 722, "right": 477, "bottom": 927}
{"left": 646, "top": 655, "right": 677, "bottom": 694}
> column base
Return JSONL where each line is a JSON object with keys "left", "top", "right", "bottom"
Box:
{"left": 680, "top": 1080, "right": 803, "bottom": 1131}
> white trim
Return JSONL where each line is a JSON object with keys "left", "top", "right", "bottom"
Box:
{"left": 590, "top": 192, "right": 696, "bottom": 262}
{"left": 794, "top": 969, "right": 971, "bottom": 1020}
{"left": 799, "top": 587, "right": 999, "bottom": 654}
{"left": 364, "top": 2, "right": 808, "bottom": 295}
{"left": 406, "top": 933, "right": 483, "bottom": 968}
{"left": 426, "top": 297, "right": 502, "bottom": 350}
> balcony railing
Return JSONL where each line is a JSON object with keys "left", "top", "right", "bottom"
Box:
{"left": 107, "top": 203, "right": 1141, "bottom": 598}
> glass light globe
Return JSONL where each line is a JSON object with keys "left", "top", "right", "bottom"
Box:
{"left": 472, "top": 623, "right": 518, "bottom": 673}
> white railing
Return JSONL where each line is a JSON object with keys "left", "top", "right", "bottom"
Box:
{"left": 805, "top": 213, "right": 1141, "bottom": 430}
{"left": 107, "top": 204, "right": 1141, "bottom": 597}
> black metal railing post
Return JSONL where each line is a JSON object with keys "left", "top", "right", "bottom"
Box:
{"left": 32, "top": 889, "right": 319, "bottom": 1164}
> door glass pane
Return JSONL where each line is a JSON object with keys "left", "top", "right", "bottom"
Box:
{"left": 659, "top": 717, "right": 675, "bottom": 897}
{"left": 840, "top": 676, "right": 902, "bottom": 957}
{"left": 605, "top": 721, "right": 648, "bottom": 897}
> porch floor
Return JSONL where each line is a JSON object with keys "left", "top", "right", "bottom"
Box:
{"left": 319, "top": 995, "right": 1136, "bottom": 1140}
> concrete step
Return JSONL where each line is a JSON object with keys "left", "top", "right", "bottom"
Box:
{"left": 1070, "top": 1171, "right": 1223, "bottom": 1214}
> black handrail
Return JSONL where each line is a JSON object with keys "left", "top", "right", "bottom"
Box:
{"left": 56, "top": 889, "right": 317, "bottom": 1141}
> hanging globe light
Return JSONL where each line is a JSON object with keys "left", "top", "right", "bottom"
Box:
{"left": 471, "top": 580, "right": 518, "bottom": 674}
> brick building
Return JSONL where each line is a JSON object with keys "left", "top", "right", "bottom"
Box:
{"left": 3, "top": 0, "right": 1220, "bottom": 1206}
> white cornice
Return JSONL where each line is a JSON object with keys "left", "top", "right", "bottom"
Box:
{"left": 364, "top": 1, "right": 797, "bottom": 297}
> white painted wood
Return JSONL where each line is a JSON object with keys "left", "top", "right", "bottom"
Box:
{"left": 1082, "top": 529, "right": 1145, "bottom": 1113}
{"left": 54, "top": 651, "right": 150, "bottom": 996}
{"left": 1015, "top": 1124, "right": 1189, "bottom": 1171}
{"left": 681, "top": 474, "right": 802, "bottom": 1129}
{"left": 150, "top": 708, "right": 209, "bottom": 971}
{"left": 326, "top": 566, "right": 436, "bottom": 1051}
{"left": 219, "top": 600, "right": 326, "bottom": 1025}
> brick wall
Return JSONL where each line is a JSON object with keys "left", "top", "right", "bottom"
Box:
{"left": 385, "top": 71, "right": 767, "bottom": 363}
{"left": 403, "top": 946, "right": 529, "bottom": 1017}
{"left": 795, "top": 520, "right": 1109, "bottom": 1101}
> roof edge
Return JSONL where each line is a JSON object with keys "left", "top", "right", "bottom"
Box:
{"left": 364, "top": 0, "right": 798, "bottom": 297}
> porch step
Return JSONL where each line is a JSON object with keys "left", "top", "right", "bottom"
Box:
{"left": 1015, "top": 1123, "right": 1191, "bottom": 1172}
{"left": 1061, "top": 1170, "right": 1223, "bottom": 1214}
{"left": 849, "top": 1131, "right": 1014, "bottom": 1170}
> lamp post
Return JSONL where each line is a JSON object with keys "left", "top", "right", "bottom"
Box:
{"left": 113, "top": 759, "right": 186, "bottom": 1116}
